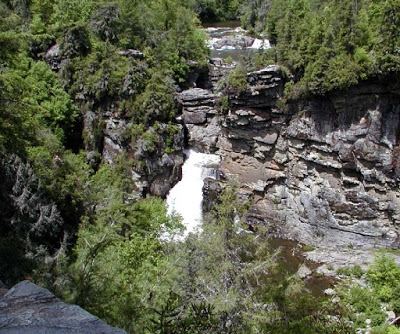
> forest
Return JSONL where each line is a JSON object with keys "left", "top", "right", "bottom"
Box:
{"left": 1, "top": 0, "right": 400, "bottom": 333}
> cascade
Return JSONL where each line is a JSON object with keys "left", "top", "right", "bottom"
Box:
{"left": 204, "top": 23, "right": 270, "bottom": 61}
{"left": 166, "top": 149, "right": 220, "bottom": 236}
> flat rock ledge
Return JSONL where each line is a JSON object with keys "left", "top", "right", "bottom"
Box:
{"left": 0, "top": 280, "right": 126, "bottom": 334}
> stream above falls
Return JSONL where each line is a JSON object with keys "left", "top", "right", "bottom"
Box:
{"left": 203, "top": 21, "right": 270, "bottom": 61}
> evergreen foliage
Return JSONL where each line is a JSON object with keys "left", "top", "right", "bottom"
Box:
{"left": 0, "top": 0, "right": 208, "bottom": 289}
{"left": 187, "top": 0, "right": 242, "bottom": 21}
{"left": 2, "top": 0, "right": 400, "bottom": 333}
{"left": 244, "top": 0, "right": 400, "bottom": 97}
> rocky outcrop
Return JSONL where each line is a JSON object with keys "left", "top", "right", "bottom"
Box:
{"left": 227, "top": 65, "right": 284, "bottom": 108}
{"left": 183, "top": 63, "right": 400, "bottom": 251}
{"left": 45, "top": 44, "right": 62, "bottom": 70}
{"left": 80, "top": 99, "right": 184, "bottom": 198}
{"left": 207, "top": 34, "right": 255, "bottom": 50}
{"left": 208, "top": 58, "right": 236, "bottom": 90}
{"left": 0, "top": 280, "right": 126, "bottom": 333}
{"left": 134, "top": 123, "right": 185, "bottom": 198}
{"left": 221, "top": 77, "right": 400, "bottom": 249}
{"left": 268, "top": 85, "right": 400, "bottom": 249}
{"left": 178, "top": 66, "right": 284, "bottom": 154}
{"left": 118, "top": 49, "right": 144, "bottom": 59}
{"left": 178, "top": 88, "right": 221, "bottom": 153}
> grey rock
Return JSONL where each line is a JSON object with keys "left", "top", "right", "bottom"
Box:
{"left": 0, "top": 280, "right": 126, "bottom": 334}
{"left": 206, "top": 70, "right": 400, "bottom": 253}
{"left": 208, "top": 35, "right": 255, "bottom": 50}
{"left": 324, "top": 288, "right": 336, "bottom": 296}
{"left": 118, "top": 49, "right": 144, "bottom": 59}
{"left": 208, "top": 58, "right": 237, "bottom": 90}
{"left": 179, "top": 88, "right": 216, "bottom": 107}
{"left": 134, "top": 124, "right": 185, "bottom": 198}
{"left": 297, "top": 264, "right": 312, "bottom": 279}
{"left": 186, "top": 117, "right": 221, "bottom": 153}
{"left": 228, "top": 66, "right": 284, "bottom": 108}
{"left": 254, "top": 132, "right": 278, "bottom": 145}
{"left": 177, "top": 61, "right": 400, "bottom": 256}
{"left": 386, "top": 310, "right": 396, "bottom": 323}
{"left": 45, "top": 44, "right": 61, "bottom": 70}
{"left": 183, "top": 110, "right": 207, "bottom": 124}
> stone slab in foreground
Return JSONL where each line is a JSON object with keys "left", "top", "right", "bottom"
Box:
{"left": 0, "top": 280, "right": 126, "bottom": 334}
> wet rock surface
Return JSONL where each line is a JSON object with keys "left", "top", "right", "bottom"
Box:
{"left": 0, "top": 280, "right": 126, "bottom": 334}
{"left": 207, "top": 34, "right": 255, "bottom": 50}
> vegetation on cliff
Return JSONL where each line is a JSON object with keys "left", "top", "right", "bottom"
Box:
{"left": 243, "top": 0, "right": 400, "bottom": 97}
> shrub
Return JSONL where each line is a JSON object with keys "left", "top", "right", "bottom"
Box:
{"left": 367, "top": 255, "right": 400, "bottom": 302}
{"left": 346, "top": 286, "right": 386, "bottom": 327}
{"left": 60, "top": 24, "right": 91, "bottom": 59}
{"left": 302, "top": 244, "right": 315, "bottom": 252}
{"left": 226, "top": 63, "right": 248, "bottom": 93}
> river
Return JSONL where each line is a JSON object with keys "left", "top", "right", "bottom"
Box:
{"left": 203, "top": 21, "right": 270, "bottom": 61}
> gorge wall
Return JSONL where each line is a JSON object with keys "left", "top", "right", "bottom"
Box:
{"left": 83, "top": 50, "right": 400, "bottom": 251}
{"left": 180, "top": 64, "right": 400, "bottom": 251}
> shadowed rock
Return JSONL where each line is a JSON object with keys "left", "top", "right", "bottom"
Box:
{"left": 0, "top": 280, "right": 126, "bottom": 334}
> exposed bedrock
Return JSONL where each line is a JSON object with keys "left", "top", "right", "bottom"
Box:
{"left": 178, "top": 88, "right": 221, "bottom": 153}
{"left": 0, "top": 280, "right": 126, "bottom": 334}
{"left": 181, "top": 64, "right": 400, "bottom": 250}
{"left": 81, "top": 101, "right": 184, "bottom": 198}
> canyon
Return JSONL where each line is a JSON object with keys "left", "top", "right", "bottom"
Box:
{"left": 98, "top": 56, "right": 400, "bottom": 260}
{"left": 69, "top": 24, "right": 400, "bottom": 268}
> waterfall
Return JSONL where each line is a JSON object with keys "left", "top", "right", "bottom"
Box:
{"left": 166, "top": 149, "right": 221, "bottom": 236}
{"left": 248, "top": 38, "right": 271, "bottom": 50}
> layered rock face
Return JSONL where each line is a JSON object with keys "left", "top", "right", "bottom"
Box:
{"left": 250, "top": 81, "right": 400, "bottom": 250}
{"left": 0, "top": 280, "right": 126, "bottom": 333}
{"left": 81, "top": 104, "right": 184, "bottom": 198}
{"left": 182, "top": 65, "right": 400, "bottom": 250}
{"left": 133, "top": 123, "right": 185, "bottom": 198}
{"left": 277, "top": 84, "right": 400, "bottom": 249}
{"left": 179, "top": 88, "right": 221, "bottom": 153}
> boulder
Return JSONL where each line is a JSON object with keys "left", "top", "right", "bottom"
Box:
{"left": 297, "top": 264, "right": 312, "bottom": 279}
{"left": 0, "top": 280, "right": 126, "bottom": 334}
{"left": 118, "top": 49, "right": 144, "bottom": 59}
{"left": 45, "top": 44, "right": 62, "bottom": 70}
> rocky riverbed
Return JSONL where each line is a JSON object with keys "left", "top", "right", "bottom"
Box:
{"left": 203, "top": 22, "right": 270, "bottom": 61}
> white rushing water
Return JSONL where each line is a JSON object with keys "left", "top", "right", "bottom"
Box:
{"left": 166, "top": 149, "right": 221, "bottom": 236}
{"left": 204, "top": 25, "right": 270, "bottom": 61}
{"left": 248, "top": 38, "right": 271, "bottom": 50}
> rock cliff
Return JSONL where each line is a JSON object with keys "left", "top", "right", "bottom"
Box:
{"left": 70, "top": 37, "right": 400, "bottom": 251}
{"left": 181, "top": 65, "right": 400, "bottom": 251}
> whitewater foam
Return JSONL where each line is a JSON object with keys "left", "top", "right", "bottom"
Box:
{"left": 166, "top": 149, "right": 220, "bottom": 236}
